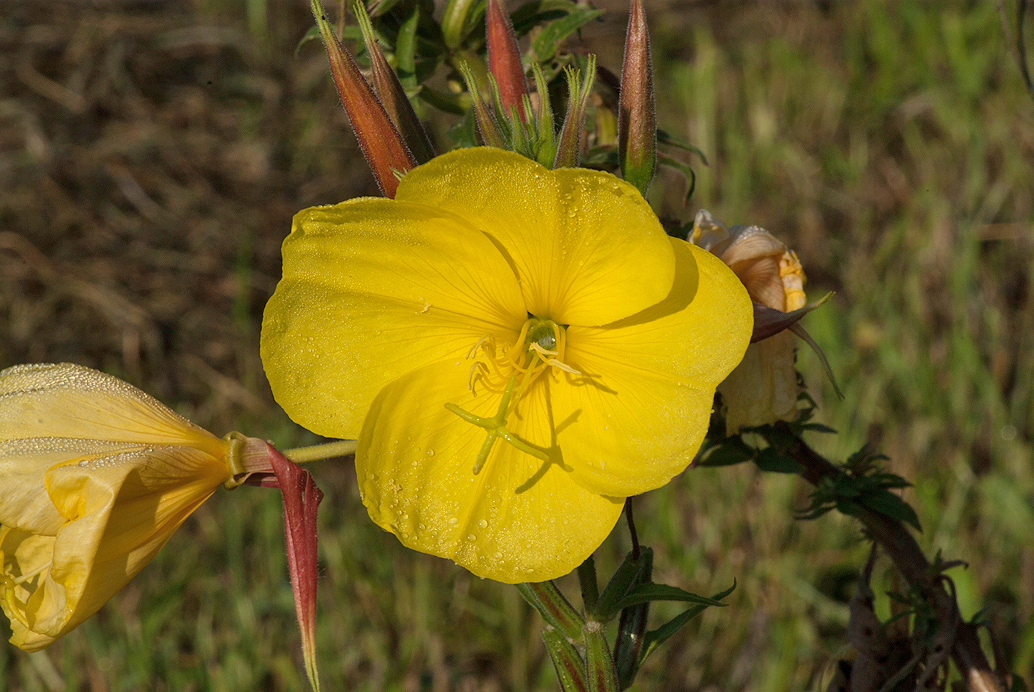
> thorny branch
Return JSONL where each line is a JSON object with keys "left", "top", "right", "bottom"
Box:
{"left": 779, "top": 425, "right": 1008, "bottom": 692}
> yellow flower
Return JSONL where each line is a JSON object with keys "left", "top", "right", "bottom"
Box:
{"left": 261, "top": 148, "right": 752, "bottom": 583}
{"left": 0, "top": 363, "right": 237, "bottom": 651}
{"left": 691, "top": 211, "right": 807, "bottom": 433}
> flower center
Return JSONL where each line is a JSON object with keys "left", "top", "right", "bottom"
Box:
{"left": 445, "top": 317, "right": 579, "bottom": 474}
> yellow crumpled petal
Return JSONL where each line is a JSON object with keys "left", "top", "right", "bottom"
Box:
{"left": 262, "top": 149, "right": 753, "bottom": 582}
{"left": 0, "top": 363, "right": 231, "bottom": 650}
{"left": 691, "top": 210, "right": 810, "bottom": 433}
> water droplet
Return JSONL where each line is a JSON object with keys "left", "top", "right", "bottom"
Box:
{"left": 466, "top": 534, "right": 476, "bottom": 542}
{"left": 477, "top": 519, "right": 488, "bottom": 528}
{"left": 426, "top": 449, "right": 435, "bottom": 457}
{"left": 448, "top": 517, "right": 458, "bottom": 526}
{"left": 77, "top": 460, "right": 88, "bottom": 467}
{"left": 493, "top": 552, "right": 503, "bottom": 560}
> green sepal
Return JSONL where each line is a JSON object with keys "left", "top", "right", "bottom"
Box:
{"left": 530, "top": 62, "right": 558, "bottom": 167}
{"left": 542, "top": 626, "right": 590, "bottom": 692}
{"left": 459, "top": 62, "right": 508, "bottom": 147}
{"left": 554, "top": 54, "right": 596, "bottom": 169}
{"left": 583, "top": 621, "right": 619, "bottom": 692}
{"left": 517, "top": 581, "right": 585, "bottom": 643}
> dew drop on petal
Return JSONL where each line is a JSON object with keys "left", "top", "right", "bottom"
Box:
{"left": 448, "top": 517, "right": 458, "bottom": 526}
{"left": 466, "top": 534, "right": 476, "bottom": 542}
{"left": 477, "top": 519, "right": 488, "bottom": 528}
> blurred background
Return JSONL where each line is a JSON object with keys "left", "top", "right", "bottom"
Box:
{"left": 1, "top": 0, "right": 1032, "bottom": 690}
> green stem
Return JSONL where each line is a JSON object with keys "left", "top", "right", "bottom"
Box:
{"left": 284, "top": 440, "right": 358, "bottom": 463}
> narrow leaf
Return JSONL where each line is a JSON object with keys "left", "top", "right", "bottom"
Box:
{"left": 862, "top": 489, "right": 923, "bottom": 532}
{"left": 531, "top": 6, "right": 605, "bottom": 62}
{"left": 637, "top": 582, "right": 736, "bottom": 665}
{"left": 614, "top": 582, "right": 731, "bottom": 611}
{"left": 754, "top": 447, "right": 804, "bottom": 474}
{"left": 460, "top": 62, "right": 508, "bottom": 147}
{"left": 656, "top": 128, "right": 709, "bottom": 165}
{"left": 656, "top": 152, "right": 696, "bottom": 204}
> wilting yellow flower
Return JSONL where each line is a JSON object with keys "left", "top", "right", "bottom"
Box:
{"left": 261, "top": 148, "right": 752, "bottom": 582}
{"left": 0, "top": 363, "right": 240, "bottom": 651}
{"left": 691, "top": 210, "right": 807, "bottom": 433}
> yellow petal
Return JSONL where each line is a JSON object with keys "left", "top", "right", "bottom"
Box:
{"left": 0, "top": 439, "right": 130, "bottom": 535}
{"left": 261, "top": 198, "right": 527, "bottom": 439}
{"left": 394, "top": 148, "right": 676, "bottom": 326}
{"left": 0, "top": 445, "right": 227, "bottom": 651}
{"left": 719, "top": 332, "right": 799, "bottom": 434}
{"left": 548, "top": 240, "right": 752, "bottom": 496}
{"left": 356, "top": 358, "right": 623, "bottom": 583}
{"left": 0, "top": 363, "right": 223, "bottom": 454}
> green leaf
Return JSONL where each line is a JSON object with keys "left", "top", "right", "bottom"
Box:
{"left": 594, "top": 549, "right": 651, "bottom": 622}
{"left": 636, "top": 582, "right": 736, "bottom": 665}
{"left": 611, "top": 548, "right": 652, "bottom": 690}
{"left": 754, "top": 446, "right": 804, "bottom": 474}
{"left": 531, "top": 7, "right": 604, "bottom": 62}
{"left": 614, "top": 582, "right": 730, "bottom": 610}
{"left": 695, "top": 436, "right": 754, "bottom": 468}
{"left": 511, "top": 0, "right": 581, "bottom": 36}
{"left": 799, "top": 422, "right": 838, "bottom": 434}
{"left": 861, "top": 489, "right": 922, "bottom": 531}
{"left": 395, "top": 4, "right": 420, "bottom": 87}
{"left": 656, "top": 129, "right": 709, "bottom": 165}
{"left": 656, "top": 153, "right": 696, "bottom": 205}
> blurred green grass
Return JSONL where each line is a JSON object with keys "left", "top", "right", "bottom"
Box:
{"left": 1, "top": 0, "right": 1032, "bottom": 690}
